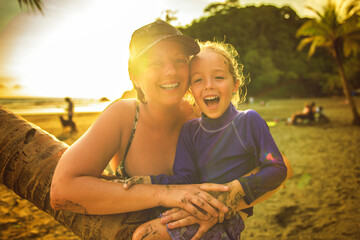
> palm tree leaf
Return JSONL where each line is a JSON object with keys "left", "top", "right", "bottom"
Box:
{"left": 297, "top": 37, "right": 314, "bottom": 51}
{"left": 343, "top": 38, "right": 360, "bottom": 57}
{"left": 296, "top": 20, "right": 329, "bottom": 38}
{"left": 310, "top": 36, "right": 330, "bottom": 57}
{"left": 343, "top": 0, "right": 360, "bottom": 20}
{"left": 297, "top": 0, "right": 360, "bottom": 125}
{"left": 306, "top": 5, "right": 326, "bottom": 22}
{"left": 17, "top": 0, "right": 43, "bottom": 14}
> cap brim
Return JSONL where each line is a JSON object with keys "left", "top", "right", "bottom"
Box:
{"left": 135, "top": 35, "right": 200, "bottom": 59}
{"left": 167, "top": 35, "right": 200, "bottom": 56}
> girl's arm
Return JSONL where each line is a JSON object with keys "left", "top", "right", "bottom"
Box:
{"left": 217, "top": 154, "right": 293, "bottom": 214}
{"left": 160, "top": 154, "right": 292, "bottom": 230}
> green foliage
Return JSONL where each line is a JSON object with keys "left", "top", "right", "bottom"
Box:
{"left": 180, "top": 4, "right": 339, "bottom": 98}
{"left": 203, "top": 0, "right": 240, "bottom": 16}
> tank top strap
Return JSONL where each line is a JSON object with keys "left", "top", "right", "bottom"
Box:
{"left": 116, "top": 101, "right": 139, "bottom": 179}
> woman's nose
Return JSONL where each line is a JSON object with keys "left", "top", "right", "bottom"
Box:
{"left": 163, "top": 60, "right": 176, "bottom": 76}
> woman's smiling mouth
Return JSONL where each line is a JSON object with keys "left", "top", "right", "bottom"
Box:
{"left": 160, "top": 83, "right": 179, "bottom": 89}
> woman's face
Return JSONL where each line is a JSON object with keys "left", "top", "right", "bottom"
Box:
{"left": 133, "top": 41, "right": 190, "bottom": 106}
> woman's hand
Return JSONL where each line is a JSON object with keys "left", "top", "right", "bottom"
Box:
{"left": 161, "top": 208, "right": 218, "bottom": 240}
{"left": 159, "top": 183, "right": 229, "bottom": 221}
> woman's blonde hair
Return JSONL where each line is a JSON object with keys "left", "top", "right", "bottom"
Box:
{"left": 187, "top": 41, "right": 249, "bottom": 106}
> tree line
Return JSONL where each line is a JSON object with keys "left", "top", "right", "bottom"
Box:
{"left": 178, "top": 3, "right": 360, "bottom": 100}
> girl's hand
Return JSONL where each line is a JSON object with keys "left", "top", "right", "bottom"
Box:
{"left": 159, "top": 183, "right": 229, "bottom": 221}
{"left": 205, "top": 180, "right": 246, "bottom": 216}
{"left": 161, "top": 208, "right": 217, "bottom": 240}
{"left": 122, "top": 176, "right": 151, "bottom": 189}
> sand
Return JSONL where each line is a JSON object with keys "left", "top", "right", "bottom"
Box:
{"left": 1, "top": 97, "right": 360, "bottom": 239}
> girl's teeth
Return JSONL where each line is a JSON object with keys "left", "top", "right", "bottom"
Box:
{"left": 204, "top": 96, "right": 220, "bottom": 106}
{"left": 160, "top": 83, "right": 179, "bottom": 89}
{"left": 204, "top": 96, "right": 219, "bottom": 100}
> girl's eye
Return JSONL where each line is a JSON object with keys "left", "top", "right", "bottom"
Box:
{"left": 192, "top": 78, "right": 202, "bottom": 84}
{"left": 215, "top": 76, "right": 225, "bottom": 80}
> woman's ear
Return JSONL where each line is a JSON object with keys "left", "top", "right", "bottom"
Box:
{"left": 130, "top": 74, "right": 140, "bottom": 88}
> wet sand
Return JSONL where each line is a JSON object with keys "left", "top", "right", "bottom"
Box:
{"left": 1, "top": 98, "right": 359, "bottom": 239}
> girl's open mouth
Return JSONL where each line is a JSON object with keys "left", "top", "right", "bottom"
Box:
{"left": 204, "top": 96, "right": 220, "bottom": 106}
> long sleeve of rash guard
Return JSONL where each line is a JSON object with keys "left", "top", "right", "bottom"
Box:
{"left": 237, "top": 110, "right": 287, "bottom": 204}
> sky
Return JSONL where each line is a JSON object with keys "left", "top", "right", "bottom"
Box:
{"left": 0, "top": 0, "right": 327, "bottom": 99}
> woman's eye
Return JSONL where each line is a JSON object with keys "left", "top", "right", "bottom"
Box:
{"left": 175, "top": 58, "right": 188, "bottom": 64}
{"left": 149, "top": 61, "right": 160, "bottom": 66}
{"left": 147, "top": 59, "right": 162, "bottom": 67}
{"left": 215, "top": 76, "right": 225, "bottom": 80}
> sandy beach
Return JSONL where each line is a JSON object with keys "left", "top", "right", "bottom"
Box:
{"left": 0, "top": 97, "right": 360, "bottom": 239}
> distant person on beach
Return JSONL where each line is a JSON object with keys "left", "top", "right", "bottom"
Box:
{"left": 288, "top": 102, "right": 316, "bottom": 125}
{"left": 59, "top": 97, "right": 77, "bottom": 133}
{"left": 315, "top": 106, "right": 330, "bottom": 123}
{"left": 123, "top": 41, "right": 288, "bottom": 240}
{"left": 65, "top": 97, "right": 74, "bottom": 121}
{"left": 51, "top": 20, "right": 292, "bottom": 239}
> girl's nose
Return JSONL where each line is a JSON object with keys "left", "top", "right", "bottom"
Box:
{"left": 204, "top": 78, "right": 214, "bottom": 90}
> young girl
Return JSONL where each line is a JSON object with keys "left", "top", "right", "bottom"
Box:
{"left": 125, "top": 41, "right": 288, "bottom": 240}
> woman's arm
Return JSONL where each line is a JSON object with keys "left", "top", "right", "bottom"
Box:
{"left": 50, "top": 100, "right": 229, "bottom": 217}
{"left": 51, "top": 100, "right": 132, "bottom": 214}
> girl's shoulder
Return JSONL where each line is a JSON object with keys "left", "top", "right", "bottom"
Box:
{"left": 239, "top": 109, "right": 262, "bottom": 119}
{"left": 235, "top": 109, "right": 266, "bottom": 126}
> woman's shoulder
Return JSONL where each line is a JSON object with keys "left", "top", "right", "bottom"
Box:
{"left": 94, "top": 99, "right": 138, "bottom": 130}
{"left": 106, "top": 98, "right": 137, "bottom": 110}
{"left": 180, "top": 100, "right": 200, "bottom": 122}
{"left": 101, "top": 98, "right": 138, "bottom": 118}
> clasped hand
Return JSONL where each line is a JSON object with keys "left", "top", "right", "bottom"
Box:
{"left": 123, "top": 177, "right": 231, "bottom": 221}
{"left": 158, "top": 180, "right": 245, "bottom": 240}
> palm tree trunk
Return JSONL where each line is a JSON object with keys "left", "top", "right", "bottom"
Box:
{"left": 0, "top": 105, "right": 137, "bottom": 239}
{"left": 333, "top": 51, "right": 360, "bottom": 126}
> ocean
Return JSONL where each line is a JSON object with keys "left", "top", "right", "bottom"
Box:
{"left": 0, "top": 97, "right": 113, "bottom": 115}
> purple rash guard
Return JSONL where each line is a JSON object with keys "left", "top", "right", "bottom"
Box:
{"left": 151, "top": 103, "right": 287, "bottom": 215}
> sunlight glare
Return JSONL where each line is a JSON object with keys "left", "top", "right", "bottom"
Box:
{"left": 7, "top": 0, "right": 171, "bottom": 99}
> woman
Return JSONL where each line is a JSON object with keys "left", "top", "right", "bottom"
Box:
{"left": 50, "top": 20, "right": 292, "bottom": 239}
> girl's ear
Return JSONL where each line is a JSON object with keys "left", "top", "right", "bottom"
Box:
{"left": 233, "top": 79, "right": 240, "bottom": 93}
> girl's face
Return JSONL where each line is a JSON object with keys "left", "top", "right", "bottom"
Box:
{"left": 133, "top": 41, "right": 189, "bottom": 106}
{"left": 190, "top": 49, "right": 239, "bottom": 119}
